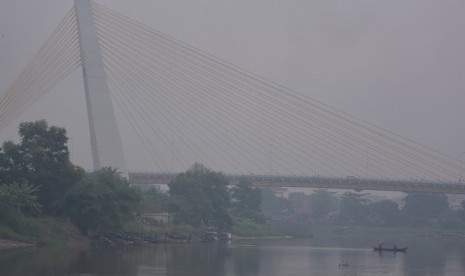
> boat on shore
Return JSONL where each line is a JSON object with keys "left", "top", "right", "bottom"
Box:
{"left": 201, "top": 227, "right": 232, "bottom": 242}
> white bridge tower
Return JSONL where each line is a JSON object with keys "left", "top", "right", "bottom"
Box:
{"left": 74, "top": 0, "right": 127, "bottom": 176}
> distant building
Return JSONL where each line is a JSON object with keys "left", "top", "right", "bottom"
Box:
{"left": 140, "top": 212, "right": 172, "bottom": 224}
{"left": 271, "top": 187, "right": 289, "bottom": 198}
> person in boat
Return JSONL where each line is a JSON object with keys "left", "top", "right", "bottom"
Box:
{"left": 338, "top": 261, "right": 349, "bottom": 269}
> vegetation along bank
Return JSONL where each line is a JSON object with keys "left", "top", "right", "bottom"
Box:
{"left": 1, "top": 120, "right": 465, "bottom": 248}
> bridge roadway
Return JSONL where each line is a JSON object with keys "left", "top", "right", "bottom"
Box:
{"left": 128, "top": 172, "right": 465, "bottom": 194}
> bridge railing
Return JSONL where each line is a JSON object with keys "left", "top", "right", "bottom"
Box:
{"left": 128, "top": 172, "right": 465, "bottom": 194}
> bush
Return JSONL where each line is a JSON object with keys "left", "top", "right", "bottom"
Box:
{"left": 63, "top": 168, "right": 141, "bottom": 236}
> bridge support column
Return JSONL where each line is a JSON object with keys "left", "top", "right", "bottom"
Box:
{"left": 74, "top": 0, "right": 127, "bottom": 176}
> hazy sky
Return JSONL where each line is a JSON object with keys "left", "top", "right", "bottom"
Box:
{"left": 0, "top": 0, "right": 464, "bottom": 172}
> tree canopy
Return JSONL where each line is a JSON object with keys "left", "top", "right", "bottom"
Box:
{"left": 309, "top": 189, "right": 338, "bottom": 221}
{"left": 367, "top": 200, "right": 401, "bottom": 226}
{"left": 230, "top": 177, "right": 264, "bottom": 223}
{"left": 0, "top": 120, "right": 144, "bottom": 239}
{"left": 168, "top": 163, "right": 232, "bottom": 230}
{"left": 0, "top": 181, "right": 41, "bottom": 219}
{"left": 337, "top": 192, "right": 371, "bottom": 224}
{"left": 0, "top": 120, "right": 84, "bottom": 214}
{"left": 63, "top": 168, "right": 141, "bottom": 236}
{"left": 402, "top": 192, "right": 449, "bottom": 226}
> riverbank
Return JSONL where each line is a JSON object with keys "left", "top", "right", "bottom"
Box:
{"left": 0, "top": 217, "right": 91, "bottom": 249}
{"left": 0, "top": 239, "right": 35, "bottom": 250}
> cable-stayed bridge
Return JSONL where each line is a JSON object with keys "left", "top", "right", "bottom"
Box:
{"left": 0, "top": 0, "right": 464, "bottom": 193}
{"left": 129, "top": 173, "right": 465, "bottom": 194}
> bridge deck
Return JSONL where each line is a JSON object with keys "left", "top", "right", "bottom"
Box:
{"left": 128, "top": 173, "right": 465, "bottom": 194}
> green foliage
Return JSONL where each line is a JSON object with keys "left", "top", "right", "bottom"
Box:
{"left": 139, "top": 188, "right": 172, "bottom": 214}
{"left": 0, "top": 181, "right": 42, "bottom": 241}
{"left": 230, "top": 178, "right": 264, "bottom": 223}
{"left": 0, "top": 120, "right": 85, "bottom": 214}
{"left": 0, "top": 181, "right": 41, "bottom": 216}
{"left": 168, "top": 163, "right": 232, "bottom": 230}
{"left": 309, "top": 190, "right": 338, "bottom": 221}
{"left": 0, "top": 216, "right": 86, "bottom": 246}
{"left": 288, "top": 192, "right": 309, "bottom": 209}
{"left": 436, "top": 210, "right": 465, "bottom": 229}
{"left": 231, "top": 215, "right": 280, "bottom": 237}
{"left": 261, "top": 187, "right": 292, "bottom": 218}
{"left": 286, "top": 190, "right": 339, "bottom": 222}
{"left": 338, "top": 192, "right": 371, "bottom": 224}
{"left": 63, "top": 168, "right": 141, "bottom": 236}
{"left": 367, "top": 200, "right": 401, "bottom": 226}
{"left": 0, "top": 120, "right": 143, "bottom": 240}
{"left": 0, "top": 141, "right": 23, "bottom": 184}
{"left": 402, "top": 192, "right": 449, "bottom": 226}
{"left": 0, "top": 214, "right": 41, "bottom": 241}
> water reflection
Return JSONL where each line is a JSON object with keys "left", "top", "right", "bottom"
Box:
{"left": 165, "top": 244, "right": 231, "bottom": 275}
{"left": 233, "top": 246, "right": 261, "bottom": 276}
{"left": 0, "top": 246, "right": 88, "bottom": 276}
{"left": 1, "top": 237, "right": 465, "bottom": 276}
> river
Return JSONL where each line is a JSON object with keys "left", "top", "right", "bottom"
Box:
{"left": 1, "top": 235, "right": 465, "bottom": 275}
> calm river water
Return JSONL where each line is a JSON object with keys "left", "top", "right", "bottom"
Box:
{"left": 1, "top": 235, "right": 465, "bottom": 275}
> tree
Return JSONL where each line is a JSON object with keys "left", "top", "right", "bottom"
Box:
{"left": 0, "top": 181, "right": 41, "bottom": 218}
{"left": 0, "top": 141, "right": 23, "bottom": 185}
{"left": 338, "top": 192, "right": 370, "bottom": 224}
{"left": 63, "top": 168, "right": 141, "bottom": 236}
{"left": 367, "top": 200, "right": 400, "bottom": 226}
{"left": 0, "top": 120, "right": 84, "bottom": 214}
{"left": 288, "top": 192, "right": 312, "bottom": 219}
{"left": 308, "top": 189, "right": 338, "bottom": 221}
{"left": 402, "top": 192, "right": 449, "bottom": 226}
{"left": 230, "top": 177, "right": 264, "bottom": 222}
{"left": 168, "top": 163, "right": 232, "bottom": 230}
{"left": 261, "top": 187, "right": 292, "bottom": 218}
{"left": 139, "top": 188, "right": 172, "bottom": 214}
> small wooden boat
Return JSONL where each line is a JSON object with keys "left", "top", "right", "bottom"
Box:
{"left": 373, "top": 246, "right": 407, "bottom": 253}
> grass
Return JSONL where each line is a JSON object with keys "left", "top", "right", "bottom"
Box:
{"left": 231, "top": 216, "right": 283, "bottom": 237}
{"left": 0, "top": 216, "right": 89, "bottom": 247}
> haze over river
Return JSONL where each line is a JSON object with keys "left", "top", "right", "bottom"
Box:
{"left": 1, "top": 235, "right": 465, "bottom": 275}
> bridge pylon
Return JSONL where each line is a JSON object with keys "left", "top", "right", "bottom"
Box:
{"left": 74, "top": 0, "right": 127, "bottom": 176}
